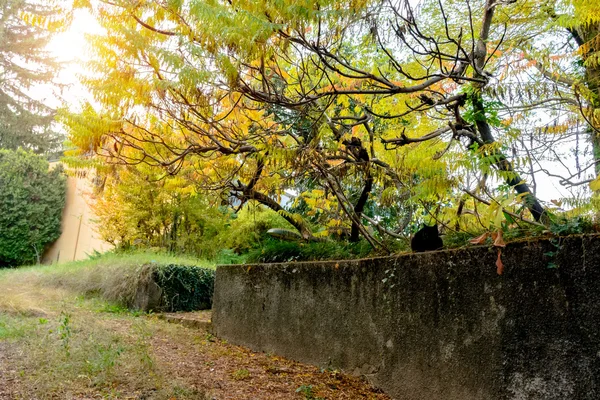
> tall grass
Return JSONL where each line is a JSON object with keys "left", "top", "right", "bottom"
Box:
{"left": 0, "top": 251, "right": 215, "bottom": 308}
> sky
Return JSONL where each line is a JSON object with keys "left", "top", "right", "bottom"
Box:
{"left": 33, "top": 8, "right": 102, "bottom": 109}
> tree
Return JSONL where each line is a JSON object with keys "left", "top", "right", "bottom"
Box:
{"left": 0, "top": 148, "right": 66, "bottom": 266}
{"left": 482, "top": 0, "right": 600, "bottom": 195}
{"left": 0, "top": 0, "right": 68, "bottom": 153}
{"left": 91, "top": 162, "right": 230, "bottom": 258}
{"left": 555, "top": 1, "right": 600, "bottom": 181}
{"left": 63, "top": 0, "right": 596, "bottom": 247}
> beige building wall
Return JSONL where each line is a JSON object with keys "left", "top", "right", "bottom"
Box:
{"left": 43, "top": 168, "right": 112, "bottom": 264}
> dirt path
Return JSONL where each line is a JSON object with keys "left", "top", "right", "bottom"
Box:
{"left": 151, "top": 314, "right": 388, "bottom": 400}
{"left": 0, "top": 275, "right": 390, "bottom": 400}
{"left": 0, "top": 343, "right": 18, "bottom": 399}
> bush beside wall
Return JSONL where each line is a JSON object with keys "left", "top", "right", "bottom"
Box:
{"left": 152, "top": 264, "right": 215, "bottom": 312}
{"left": 36, "top": 252, "right": 215, "bottom": 312}
{"left": 0, "top": 149, "right": 66, "bottom": 267}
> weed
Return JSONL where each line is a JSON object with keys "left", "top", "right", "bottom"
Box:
{"left": 296, "top": 384, "right": 325, "bottom": 400}
{"left": 99, "top": 303, "right": 131, "bottom": 314}
{"left": 204, "top": 332, "right": 215, "bottom": 342}
{"left": 0, "top": 315, "right": 35, "bottom": 339}
{"left": 232, "top": 368, "right": 250, "bottom": 380}
{"left": 132, "top": 320, "right": 156, "bottom": 372}
{"left": 58, "top": 310, "right": 72, "bottom": 357}
{"left": 84, "top": 341, "right": 125, "bottom": 377}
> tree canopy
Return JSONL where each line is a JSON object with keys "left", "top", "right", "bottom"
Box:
{"left": 0, "top": 0, "right": 68, "bottom": 153}
{"left": 62, "top": 0, "right": 600, "bottom": 250}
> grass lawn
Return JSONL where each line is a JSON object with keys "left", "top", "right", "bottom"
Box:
{"left": 0, "top": 254, "right": 389, "bottom": 399}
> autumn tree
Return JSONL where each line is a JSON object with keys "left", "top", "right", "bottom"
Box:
{"left": 91, "top": 161, "right": 232, "bottom": 257}
{"left": 64, "top": 0, "right": 600, "bottom": 247}
{"left": 544, "top": 0, "right": 600, "bottom": 184}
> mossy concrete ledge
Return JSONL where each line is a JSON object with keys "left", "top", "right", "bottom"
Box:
{"left": 212, "top": 235, "right": 600, "bottom": 400}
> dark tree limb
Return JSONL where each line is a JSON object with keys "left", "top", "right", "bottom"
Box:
{"left": 350, "top": 172, "right": 373, "bottom": 242}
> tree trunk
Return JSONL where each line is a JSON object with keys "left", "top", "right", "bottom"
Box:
{"left": 472, "top": 97, "right": 547, "bottom": 222}
{"left": 470, "top": 0, "right": 546, "bottom": 222}
{"left": 350, "top": 173, "right": 373, "bottom": 242}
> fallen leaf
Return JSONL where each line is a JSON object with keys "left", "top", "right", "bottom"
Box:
{"left": 496, "top": 249, "right": 504, "bottom": 275}
{"left": 493, "top": 229, "right": 506, "bottom": 247}
{"left": 469, "top": 233, "right": 488, "bottom": 245}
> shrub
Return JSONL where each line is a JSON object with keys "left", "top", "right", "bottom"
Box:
{"left": 32, "top": 251, "right": 215, "bottom": 312}
{"left": 213, "top": 204, "right": 296, "bottom": 254}
{"left": 0, "top": 149, "right": 66, "bottom": 267}
{"left": 153, "top": 264, "right": 215, "bottom": 312}
{"left": 245, "top": 238, "right": 374, "bottom": 263}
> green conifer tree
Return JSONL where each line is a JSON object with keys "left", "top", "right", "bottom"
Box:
{"left": 0, "top": 0, "right": 65, "bottom": 153}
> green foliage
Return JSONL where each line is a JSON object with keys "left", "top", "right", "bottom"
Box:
{"left": 58, "top": 310, "right": 72, "bottom": 357}
{"left": 62, "top": 0, "right": 600, "bottom": 253}
{"left": 0, "top": 314, "right": 38, "bottom": 339}
{"left": 231, "top": 368, "right": 250, "bottom": 380}
{"left": 296, "top": 384, "right": 325, "bottom": 400}
{"left": 548, "top": 215, "right": 594, "bottom": 236}
{"left": 462, "top": 86, "right": 504, "bottom": 127}
{"left": 153, "top": 264, "right": 215, "bottom": 312}
{"left": 0, "top": 149, "right": 66, "bottom": 267}
{"left": 24, "top": 250, "right": 214, "bottom": 310}
{"left": 246, "top": 238, "right": 374, "bottom": 263}
{"left": 0, "top": 0, "right": 67, "bottom": 153}
{"left": 213, "top": 249, "right": 248, "bottom": 265}
{"left": 214, "top": 204, "right": 297, "bottom": 255}
{"left": 90, "top": 164, "right": 229, "bottom": 259}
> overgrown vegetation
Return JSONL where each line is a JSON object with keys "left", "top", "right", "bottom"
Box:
{"left": 0, "top": 264, "right": 391, "bottom": 399}
{"left": 154, "top": 264, "right": 215, "bottom": 312}
{"left": 245, "top": 239, "right": 381, "bottom": 264}
{"left": 0, "top": 270, "right": 213, "bottom": 399}
{"left": 0, "top": 149, "right": 66, "bottom": 267}
{"left": 56, "top": 0, "right": 600, "bottom": 259}
{"left": 18, "top": 251, "right": 214, "bottom": 311}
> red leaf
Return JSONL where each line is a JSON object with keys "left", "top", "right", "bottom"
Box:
{"left": 469, "top": 233, "right": 488, "bottom": 245}
{"left": 496, "top": 249, "right": 504, "bottom": 275}
{"left": 493, "top": 229, "right": 506, "bottom": 247}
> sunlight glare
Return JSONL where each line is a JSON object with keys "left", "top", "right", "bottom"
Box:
{"left": 47, "top": 9, "right": 100, "bottom": 81}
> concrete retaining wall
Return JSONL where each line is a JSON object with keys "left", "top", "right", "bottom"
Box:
{"left": 212, "top": 235, "right": 600, "bottom": 400}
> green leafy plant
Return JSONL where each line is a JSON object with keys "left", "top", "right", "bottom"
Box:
{"left": 548, "top": 215, "right": 592, "bottom": 236}
{"left": 462, "top": 86, "right": 504, "bottom": 127}
{"left": 58, "top": 311, "right": 72, "bottom": 357}
{"left": 84, "top": 342, "right": 125, "bottom": 377}
{"left": 245, "top": 238, "right": 374, "bottom": 263}
{"left": 295, "top": 384, "right": 325, "bottom": 400}
{"left": 153, "top": 264, "right": 215, "bottom": 312}
{"left": 0, "top": 149, "right": 66, "bottom": 267}
{"left": 231, "top": 368, "right": 250, "bottom": 380}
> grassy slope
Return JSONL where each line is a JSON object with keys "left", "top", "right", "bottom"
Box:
{"left": 0, "top": 251, "right": 215, "bottom": 310}
{"left": 0, "top": 261, "right": 210, "bottom": 399}
{"left": 0, "top": 254, "right": 390, "bottom": 400}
